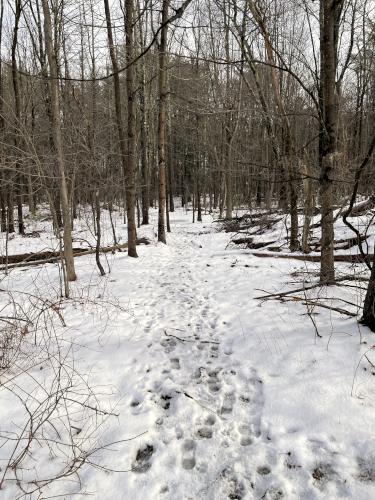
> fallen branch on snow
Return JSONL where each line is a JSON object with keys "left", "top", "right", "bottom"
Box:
{"left": 251, "top": 251, "right": 374, "bottom": 263}
{"left": 0, "top": 238, "right": 150, "bottom": 271}
{"left": 164, "top": 331, "right": 219, "bottom": 345}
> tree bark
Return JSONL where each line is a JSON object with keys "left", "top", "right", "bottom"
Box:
{"left": 157, "top": 0, "right": 169, "bottom": 243}
{"left": 124, "top": 0, "right": 138, "bottom": 257}
{"left": 41, "top": 0, "right": 76, "bottom": 283}
{"left": 11, "top": 0, "right": 24, "bottom": 235}
{"left": 362, "top": 260, "right": 375, "bottom": 332}
{"left": 94, "top": 191, "right": 105, "bottom": 276}
{"left": 302, "top": 161, "right": 314, "bottom": 254}
{"left": 319, "top": 0, "right": 343, "bottom": 283}
{"left": 137, "top": 0, "right": 150, "bottom": 225}
{"left": 104, "top": 0, "right": 138, "bottom": 257}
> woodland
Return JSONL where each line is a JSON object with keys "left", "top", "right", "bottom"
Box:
{"left": 1, "top": 0, "right": 375, "bottom": 498}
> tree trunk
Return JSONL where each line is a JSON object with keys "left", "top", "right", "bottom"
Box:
{"left": 362, "top": 260, "right": 375, "bottom": 332}
{"left": 7, "top": 191, "right": 15, "bottom": 233}
{"left": 124, "top": 0, "right": 138, "bottom": 257}
{"left": 94, "top": 191, "right": 105, "bottom": 276}
{"left": 319, "top": 0, "right": 343, "bottom": 283}
{"left": 139, "top": 74, "right": 149, "bottom": 225}
{"left": 41, "top": 0, "right": 77, "bottom": 283}
{"left": 302, "top": 161, "right": 314, "bottom": 254}
{"left": 157, "top": 0, "right": 169, "bottom": 243}
{"left": 104, "top": 0, "right": 138, "bottom": 257}
{"left": 11, "top": 0, "right": 24, "bottom": 235}
{"left": 137, "top": 0, "right": 150, "bottom": 225}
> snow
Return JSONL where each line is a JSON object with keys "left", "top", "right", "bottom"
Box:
{"left": 1, "top": 205, "right": 375, "bottom": 499}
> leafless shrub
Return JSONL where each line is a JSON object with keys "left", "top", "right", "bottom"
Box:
{"left": 0, "top": 285, "right": 125, "bottom": 498}
{"left": 0, "top": 320, "right": 26, "bottom": 371}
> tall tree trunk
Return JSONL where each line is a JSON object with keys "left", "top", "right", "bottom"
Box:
{"left": 139, "top": 70, "right": 149, "bottom": 225}
{"left": 103, "top": 0, "right": 137, "bottom": 257}
{"left": 41, "top": 0, "right": 77, "bottom": 283}
{"left": 319, "top": 0, "right": 343, "bottom": 283}
{"left": 124, "top": 0, "right": 138, "bottom": 257}
{"left": 157, "top": 0, "right": 169, "bottom": 243}
{"left": 0, "top": 0, "right": 6, "bottom": 234}
{"left": 11, "top": 0, "right": 24, "bottom": 235}
{"left": 247, "top": 0, "right": 299, "bottom": 251}
{"left": 137, "top": 0, "right": 149, "bottom": 225}
{"left": 223, "top": 0, "right": 233, "bottom": 219}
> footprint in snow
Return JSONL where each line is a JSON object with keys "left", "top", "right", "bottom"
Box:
{"left": 192, "top": 367, "right": 202, "bottom": 380}
{"left": 160, "top": 337, "right": 177, "bottom": 353}
{"left": 261, "top": 487, "right": 284, "bottom": 500}
{"left": 181, "top": 439, "right": 196, "bottom": 470}
{"left": 196, "top": 426, "right": 213, "bottom": 439}
{"left": 220, "top": 391, "right": 235, "bottom": 414}
{"left": 239, "top": 393, "right": 251, "bottom": 404}
{"left": 217, "top": 467, "right": 245, "bottom": 500}
{"left": 205, "top": 414, "right": 216, "bottom": 426}
{"left": 132, "top": 444, "right": 154, "bottom": 473}
{"left": 170, "top": 357, "right": 180, "bottom": 369}
{"left": 210, "top": 344, "right": 219, "bottom": 358}
{"left": 196, "top": 413, "right": 217, "bottom": 439}
{"left": 238, "top": 424, "right": 253, "bottom": 446}
{"left": 257, "top": 465, "right": 272, "bottom": 475}
{"left": 203, "top": 367, "right": 222, "bottom": 392}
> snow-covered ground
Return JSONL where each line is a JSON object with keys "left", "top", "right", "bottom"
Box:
{"left": 1, "top": 206, "right": 375, "bottom": 499}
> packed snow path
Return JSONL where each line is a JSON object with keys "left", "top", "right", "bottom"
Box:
{"left": 125, "top": 221, "right": 269, "bottom": 498}
{"left": 3, "top": 209, "right": 375, "bottom": 499}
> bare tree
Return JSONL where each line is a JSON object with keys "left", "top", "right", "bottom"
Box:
{"left": 41, "top": 0, "right": 77, "bottom": 284}
{"left": 319, "top": 0, "right": 344, "bottom": 283}
{"left": 157, "top": 0, "right": 169, "bottom": 243}
{"left": 104, "top": 0, "right": 138, "bottom": 257}
{"left": 125, "top": 0, "right": 139, "bottom": 257}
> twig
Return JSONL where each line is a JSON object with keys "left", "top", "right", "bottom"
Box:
{"left": 365, "top": 354, "right": 375, "bottom": 370}
{"left": 301, "top": 301, "right": 356, "bottom": 317}
{"left": 176, "top": 390, "right": 219, "bottom": 416}
{"left": 164, "top": 331, "right": 219, "bottom": 344}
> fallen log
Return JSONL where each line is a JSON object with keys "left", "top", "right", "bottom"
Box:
{"left": 231, "top": 237, "right": 276, "bottom": 249}
{"left": 309, "top": 235, "right": 367, "bottom": 251}
{"left": 255, "top": 276, "right": 369, "bottom": 300}
{"left": 342, "top": 196, "right": 375, "bottom": 217}
{"left": 251, "top": 251, "right": 374, "bottom": 264}
{"left": 217, "top": 213, "right": 282, "bottom": 233}
{"left": 0, "top": 238, "right": 150, "bottom": 271}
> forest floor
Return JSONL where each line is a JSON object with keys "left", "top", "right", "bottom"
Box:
{"left": 1, "top": 205, "right": 375, "bottom": 499}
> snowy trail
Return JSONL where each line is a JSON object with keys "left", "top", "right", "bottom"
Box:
{"left": 73, "top": 214, "right": 375, "bottom": 499}
{"left": 98, "top": 219, "right": 282, "bottom": 499}
{"left": 136, "top": 228, "right": 268, "bottom": 498}
{"left": 3, "top": 209, "right": 375, "bottom": 499}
